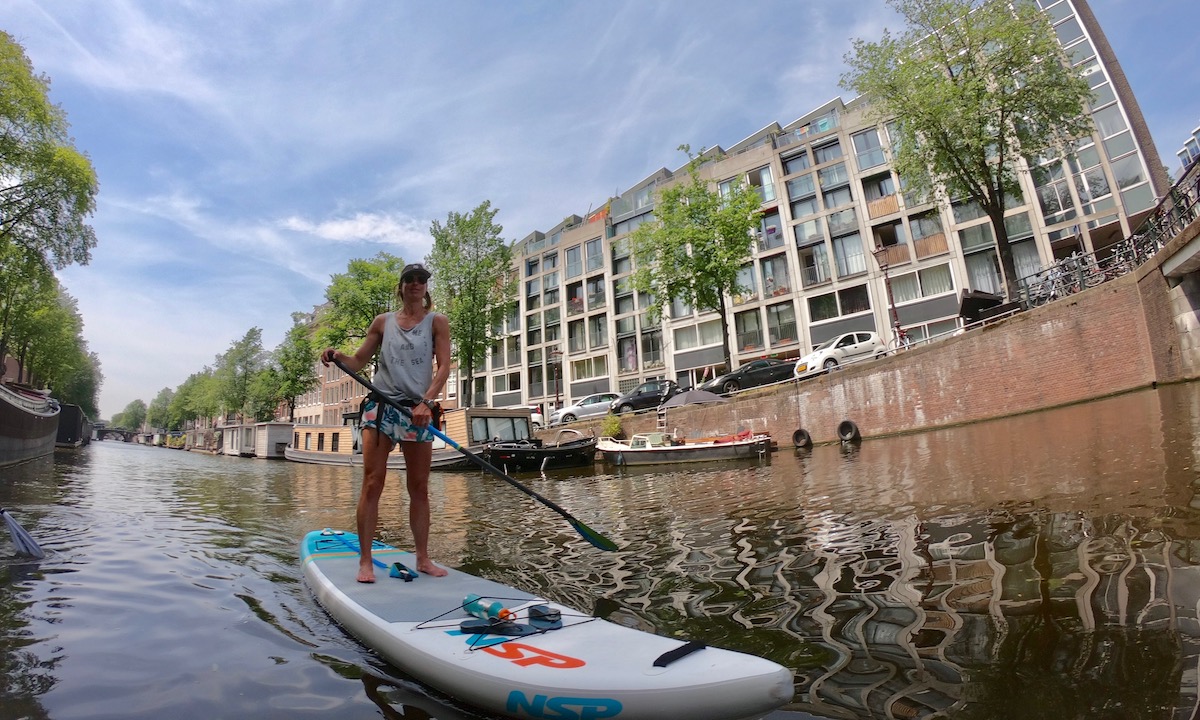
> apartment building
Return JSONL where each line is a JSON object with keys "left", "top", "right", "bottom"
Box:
{"left": 475, "top": 0, "right": 1170, "bottom": 415}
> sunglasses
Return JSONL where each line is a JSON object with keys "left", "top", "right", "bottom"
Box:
{"left": 401, "top": 274, "right": 428, "bottom": 284}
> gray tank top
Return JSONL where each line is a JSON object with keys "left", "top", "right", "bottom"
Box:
{"left": 372, "top": 312, "right": 436, "bottom": 403}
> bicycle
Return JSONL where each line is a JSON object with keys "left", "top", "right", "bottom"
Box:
{"left": 888, "top": 323, "right": 913, "bottom": 352}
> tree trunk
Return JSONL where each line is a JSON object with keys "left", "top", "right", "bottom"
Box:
{"left": 989, "top": 210, "right": 1021, "bottom": 302}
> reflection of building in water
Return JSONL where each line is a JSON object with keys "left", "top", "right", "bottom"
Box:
{"left": 787, "top": 510, "right": 1200, "bottom": 719}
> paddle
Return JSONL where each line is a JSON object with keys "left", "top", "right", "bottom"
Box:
{"left": 1, "top": 508, "right": 45, "bottom": 559}
{"left": 333, "top": 358, "right": 618, "bottom": 552}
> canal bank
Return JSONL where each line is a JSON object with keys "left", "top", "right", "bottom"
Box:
{"left": 555, "top": 215, "right": 1200, "bottom": 447}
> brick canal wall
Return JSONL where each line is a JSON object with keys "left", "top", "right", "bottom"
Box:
{"left": 554, "top": 233, "right": 1199, "bottom": 447}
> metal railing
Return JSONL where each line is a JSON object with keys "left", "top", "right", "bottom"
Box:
{"left": 1018, "top": 166, "right": 1200, "bottom": 309}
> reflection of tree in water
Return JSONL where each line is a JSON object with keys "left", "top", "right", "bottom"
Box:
{"left": 1, "top": 562, "right": 56, "bottom": 720}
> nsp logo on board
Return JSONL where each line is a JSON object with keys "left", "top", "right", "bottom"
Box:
{"left": 445, "top": 629, "right": 585, "bottom": 668}
{"left": 506, "top": 691, "right": 622, "bottom": 719}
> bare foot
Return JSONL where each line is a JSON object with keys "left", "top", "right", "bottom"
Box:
{"left": 417, "top": 559, "right": 448, "bottom": 577}
{"left": 357, "top": 563, "right": 376, "bottom": 583}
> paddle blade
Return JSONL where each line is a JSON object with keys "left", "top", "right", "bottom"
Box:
{"left": 570, "top": 518, "right": 619, "bottom": 552}
{"left": 2, "top": 509, "right": 45, "bottom": 559}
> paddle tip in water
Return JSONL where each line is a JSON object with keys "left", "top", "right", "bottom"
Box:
{"left": 573, "top": 521, "right": 619, "bottom": 552}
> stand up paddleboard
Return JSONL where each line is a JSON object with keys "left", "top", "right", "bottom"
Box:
{"left": 302, "top": 529, "right": 793, "bottom": 720}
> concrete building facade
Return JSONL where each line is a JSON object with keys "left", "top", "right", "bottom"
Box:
{"left": 475, "top": 0, "right": 1170, "bottom": 416}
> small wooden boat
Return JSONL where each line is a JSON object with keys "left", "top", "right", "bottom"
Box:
{"left": 482, "top": 429, "right": 598, "bottom": 472}
{"left": 597, "top": 429, "right": 772, "bottom": 467}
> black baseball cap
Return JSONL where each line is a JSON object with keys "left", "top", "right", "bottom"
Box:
{"left": 401, "top": 263, "right": 431, "bottom": 281}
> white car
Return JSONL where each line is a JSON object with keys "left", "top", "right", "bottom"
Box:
{"left": 793, "top": 331, "right": 887, "bottom": 379}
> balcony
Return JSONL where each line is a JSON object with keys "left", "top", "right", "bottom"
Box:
{"left": 802, "top": 264, "right": 832, "bottom": 288}
{"left": 875, "top": 243, "right": 912, "bottom": 267}
{"left": 867, "top": 193, "right": 900, "bottom": 219}
{"left": 913, "top": 232, "right": 950, "bottom": 259}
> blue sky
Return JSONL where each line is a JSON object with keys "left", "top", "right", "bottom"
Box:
{"left": 6, "top": 1, "right": 1198, "bottom": 419}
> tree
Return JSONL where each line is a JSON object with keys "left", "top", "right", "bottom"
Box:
{"left": 213, "top": 328, "right": 267, "bottom": 423}
{"left": 842, "top": 0, "right": 1093, "bottom": 300}
{"left": 0, "top": 32, "right": 99, "bottom": 271}
{"left": 274, "top": 320, "right": 319, "bottom": 421}
{"left": 427, "top": 200, "right": 513, "bottom": 407}
{"left": 111, "top": 399, "right": 147, "bottom": 432}
{"left": 146, "top": 387, "right": 174, "bottom": 430}
{"left": 316, "top": 252, "right": 406, "bottom": 353}
{"left": 630, "top": 146, "right": 764, "bottom": 372}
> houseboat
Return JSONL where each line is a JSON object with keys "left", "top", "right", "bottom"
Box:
{"left": 285, "top": 406, "right": 535, "bottom": 471}
{"left": 1, "top": 382, "right": 60, "bottom": 468}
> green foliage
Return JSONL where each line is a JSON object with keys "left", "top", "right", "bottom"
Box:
{"left": 841, "top": 0, "right": 1093, "bottom": 299}
{"left": 274, "top": 321, "right": 319, "bottom": 421}
{"left": 316, "top": 252, "right": 406, "bottom": 353}
{"left": 145, "top": 387, "right": 174, "bottom": 431}
{"left": 427, "top": 200, "right": 513, "bottom": 407}
{"left": 213, "top": 328, "right": 267, "bottom": 422}
{"left": 600, "top": 414, "right": 624, "bottom": 439}
{"left": 631, "top": 146, "right": 763, "bottom": 370}
{"left": 111, "top": 399, "right": 147, "bottom": 432}
{"left": 0, "top": 31, "right": 98, "bottom": 270}
{"left": 245, "top": 366, "right": 282, "bottom": 422}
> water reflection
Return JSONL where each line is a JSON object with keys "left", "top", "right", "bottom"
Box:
{"left": 1, "top": 384, "right": 1198, "bottom": 719}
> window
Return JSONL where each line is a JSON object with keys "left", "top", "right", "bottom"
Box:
{"left": 783, "top": 151, "right": 810, "bottom": 175}
{"left": 910, "top": 212, "right": 943, "bottom": 240}
{"left": 586, "top": 275, "right": 606, "bottom": 310}
{"left": 640, "top": 329, "right": 663, "bottom": 366}
{"left": 492, "top": 371, "right": 521, "bottom": 393}
{"left": 832, "top": 232, "right": 867, "bottom": 278}
{"left": 766, "top": 302, "right": 797, "bottom": 345}
{"left": 543, "top": 270, "right": 560, "bottom": 306}
{"left": 585, "top": 238, "right": 603, "bottom": 273}
{"left": 566, "top": 245, "right": 583, "bottom": 279}
{"left": 818, "top": 162, "right": 849, "bottom": 189}
{"left": 1110, "top": 154, "right": 1146, "bottom": 190}
{"left": 758, "top": 211, "right": 784, "bottom": 251}
{"left": 890, "top": 263, "right": 955, "bottom": 303}
{"left": 735, "top": 309, "right": 763, "bottom": 351}
{"left": 567, "top": 281, "right": 584, "bottom": 315}
{"left": 862, "top": 173, "right": 896, "bottom": 201}
{"left": 828, "top": 208, "right": 858, "bottom": 237}
{"left": 958, "top": 223, "right": 995, "bottom": 251}
{"left": 617, "top": 337, "right": 638, "bottom": 372}
{"left": 734, "top": 264, "right": 758, "bottom": 305}
{"left": 795, "top": 218, "right": 824, "bottom": 247}
{"left": 526, "top": 258, "right": 539, "bottom": 277}
{"left": 588, "top": 314, "right": 608, "bottom": 349}
{"left": 671, "top": 296, "right": 691, "bottom": 319}
{"left": 1092, "top": 104, "right": 1127, "bottom": 139}
{"left": 823, "top": 185, "right": 853, "bottom": 209}
{"left": 748, "top": 166, "right": 776, "bottom": 203}
{"left": 674, "top": 320, "right": 723, "bottom": 351}
{"left": 808, "top": 292, "right": 838, "bottom": 322}
{"left": 852, "top": 129, "right": 886, "bottom": 170}
{"left": 543, "top": 251, "right": 558, "bottom": 270}
{"left": 839, "top": 285, "right": 870, "bottom": 315}
{"left": 800, "top": 242, "right": 831, "bottom": 288}
{"left": 571, "top": 355, "right": 609, "bottom": 381}
{"left": 526, "top": 312, "right": 541, "bottom": 345}
{"left": 568, "top": 319, "right": 585, "bottom": 353}
{"left": 813, "top": 140, "right": 842, "bottom": 165}
{"left": 760, "top": 255, "right": 792, "bottom": 296}
{"left": 615, "top": 316, "right": 636, "bottom": 336}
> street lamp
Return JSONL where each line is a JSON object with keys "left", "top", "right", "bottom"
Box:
{"left": 871, "top": 244, "right": 902, "bottom": 346}
{"left": 549, "top": 348, "right": 563, "bottom": 411}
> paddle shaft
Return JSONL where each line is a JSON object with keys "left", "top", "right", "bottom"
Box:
{"left": 333, "top": 358, "right": 616, "bottom": 551}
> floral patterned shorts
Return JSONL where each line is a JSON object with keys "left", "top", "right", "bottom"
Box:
{"left": 361, "top": 397, "right": 438, "bottom": 444}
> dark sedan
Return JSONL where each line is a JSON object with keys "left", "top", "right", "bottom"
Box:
{"left": 698, "top": 358, "right": 795, "bottom": 394}
{"left": 610, "top": 379, "right": 680, "bottom": 414}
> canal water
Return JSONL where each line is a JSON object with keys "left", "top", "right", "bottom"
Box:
{"left": 1, "top": 383, "right": 1198, "bottom": 720}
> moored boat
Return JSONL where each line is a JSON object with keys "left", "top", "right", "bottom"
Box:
{"left": 597, "top": 429, "right": 772, "bottom": 466}
{"left": 54, "top": 403, "right": 92, "bottom": 448}
{"left": 1, "top": 383, "right": 60, "bottom": 468}
{"left": 483, "top": 428, "right": 598, "bottom": 472}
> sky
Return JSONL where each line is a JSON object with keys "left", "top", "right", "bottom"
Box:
{"left": 5, "top": 1, "right": 1199, "bottom": 419}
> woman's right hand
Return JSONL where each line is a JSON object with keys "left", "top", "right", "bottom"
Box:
{"left": 320, "top": 348, "right": 338, "bottom": 366}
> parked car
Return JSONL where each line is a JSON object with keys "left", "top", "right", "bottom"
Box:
{"left": 793, "top": 332, "right": 887, "bottom": 379}
{"left": 610, "top": 379, "right": 681, "bottom": 414}
{"left": 699, "top": 358, "right": 796, "bottom": 394}
{"left": 548, "top": 392, "right": 620, "bottom": 426}
{"left": 528, "top": 406, "right": 544, "bottom": 430}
